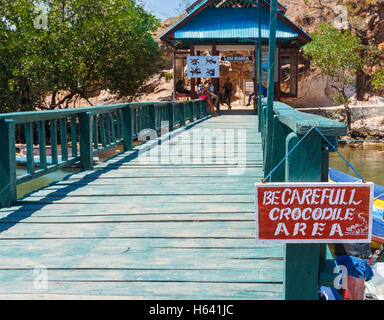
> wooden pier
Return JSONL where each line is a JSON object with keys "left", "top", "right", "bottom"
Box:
{"left": 0, "top": 112, "right": 285, "bottom": 299}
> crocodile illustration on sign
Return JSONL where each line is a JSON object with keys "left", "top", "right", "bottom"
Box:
{"left": 345, "top": 213, "right": 369, "bottom": 236}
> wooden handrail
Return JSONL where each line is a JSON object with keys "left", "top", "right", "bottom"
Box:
{"left": 0, "top": 99, "right": 208, "bottom": 208}
{"left": 259, "top": 99, "right": 347, "bottom": 300}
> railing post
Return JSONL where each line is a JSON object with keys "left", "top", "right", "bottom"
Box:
{"left": 192, "top": 100, "right": 198, "bottom": 121}
{"left": 149, "top": 104, "right": 157, "bottom": 133}
{"left": 168, "top": 102, "right": 175, "bottom": 132}
{"left": 268, "top": 115, "right": 288, "bottom": 182}
{"left": 261, "top": 105, "right": 267, "bottom": 162}
{"left": 202, "top": 99, "right": 209, "bottom": 117}
{"left": 50, "top": 119, "right": 59, "bottom": 165}
{"left": 180, "top": 102, "right": 186, "bottom": 127}
{"left": 37, "top": 121, "right": 47, "bottom": 169}
{"left": 186, "top": 101, "right": 191, "bottom": 123}
{"left": 122, "top": 105, "right": 133, "bottom": 151}
{"left": 284, "top": 131, "right": 323, "bottom": 300}
{"left": 0, "top": 119, "right": 17, "bottom": 208}
{"left": 189, "top": 101, "right": 194, "bottom": 122}
{"left": 79, "top": 112, "right": 94, "bottom": 171}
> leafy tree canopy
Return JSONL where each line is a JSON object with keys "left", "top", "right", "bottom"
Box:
{"left": 372, "top": 70, "right": 384, "bottom": 91}
{"left": 0, "top": 0, "right": 163, "bottom": 113}
{"left": 303, "top": 22, "right": 380, "bottom": 132}
{"left": 303, "top": 22, "right": 363, "bottom": 80}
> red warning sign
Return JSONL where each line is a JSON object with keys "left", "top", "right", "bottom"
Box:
{"left": 255, "top": 183, "right": 374, "bottom": 243}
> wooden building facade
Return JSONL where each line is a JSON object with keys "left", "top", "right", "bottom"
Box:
{"left": 160, "top": 0, "right": 312, "bottom": 103}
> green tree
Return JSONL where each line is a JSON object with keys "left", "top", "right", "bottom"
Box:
{"left": 303, "top": 22, "right": 372, "bottom": 133}
{"left": 0, "top": 0, "right": 163, "bottom": 113}
{"left": 372, "top": 70, "right": 384, "bottom": 91}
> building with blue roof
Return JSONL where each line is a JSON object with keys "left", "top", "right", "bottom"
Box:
{"left": 160, "top": 0, "right": 312, "bottom": 103}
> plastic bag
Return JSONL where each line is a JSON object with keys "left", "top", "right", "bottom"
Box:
{"left": 365, "top": 262, "right": 384, "bottom": 300}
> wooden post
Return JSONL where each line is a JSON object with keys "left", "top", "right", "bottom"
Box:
{"left": 122, "top": 105, "right": 133, "bottom": 151}
{"left": 284, "top": 131, "right": 323, "bottom": 300}
{"left": 168, "top": 103, "right": 175, "bottom": 132}
{"left": 253, "top": 48, "right": 257, "bottom": 112}
{"left": 37, "top": 121, "right": 47, "bottom": 170}
{"left": 212, "top": 41, "right": 219, "bottom": 94}
{"left": 70, "top": 115, "right": 78, "bottom": 158}
{"left": 172, "top": 49, "right": 176, "bottom": 100}
{"left": 149, "top": 104, "right": 157, "bottom": 133}
{"left": 0, "top": 120, "right": 17, "bottom": 208}
{"left": 190, "top": 42, "right": 196, "bottom": 98}
{"left": 196, "top": 50, "right": 201, "bottom": 87}
{"left": 257, "top": 0, "right": 263, "bottom": 122}
{"left": 50, "top": 119, "right": 59, "bottom": 165}
{"left": 276, "top": 44, "right": 281, "bottom": 101}
{"left": 25, "top": 122, "right": 35, "bottom": 175}
{"left": 180, "top": 102, "right": 186, "bottom": 127}
{"left": 268, "top": 115, "right": 288, "bottom": 182}
{"left": 193, "top": 100, "right": 199, "bottom": 120}
{"left": 264, "top": 0, "right": 278, "bottom": 179}
{"left": 59, "top": 118, "right": 68, "bottom": 161}
{"left": 79, "top": 112, "right": 94, "bottom": 171}
{"left": 201, "top": 99, "right": 208, "bottom": 117}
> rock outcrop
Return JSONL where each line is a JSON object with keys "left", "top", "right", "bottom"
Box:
{"left": 280, "top": 0, "right": 384, "bottom": 105}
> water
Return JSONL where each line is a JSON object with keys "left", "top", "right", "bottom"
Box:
{"left": 330, "top": 143, "right": 384, "bottom": 186}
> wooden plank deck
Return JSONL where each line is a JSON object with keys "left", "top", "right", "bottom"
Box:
{"left": 0, "top": 114, "right": 285, "bottom": 300}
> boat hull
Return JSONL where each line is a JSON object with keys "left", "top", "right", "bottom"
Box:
{"left": 329, "top": 168, "right": 384, "bottom": 249}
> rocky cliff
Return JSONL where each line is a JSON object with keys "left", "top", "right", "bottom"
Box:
{"left": 280, "top": 0, "right": 384, "bottom": 107}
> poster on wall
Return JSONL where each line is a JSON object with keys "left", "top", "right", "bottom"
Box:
{"left": 255, "top": 182, "right": 374, "bottom": 244}
{"left": 187, "top": 56, "right": 220, "bottom": 78}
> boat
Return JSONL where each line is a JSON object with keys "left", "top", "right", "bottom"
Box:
{"left": 326, "top": 169, "right": 384, "bottom": 300}
{"left": 329, "top": 168, "right": 384, "bottom": 249}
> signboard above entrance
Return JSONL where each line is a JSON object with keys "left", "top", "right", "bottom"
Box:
{"left": 255, "top": 182, "right": 374, "bottom": 244}
{"left": 187, "top": 56, "right": 220, "bottom": 78}
{"left": 222, "top": 56, "right": 252, "bottom": 62}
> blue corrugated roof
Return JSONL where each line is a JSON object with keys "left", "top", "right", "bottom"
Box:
{"left": 174, "top": 7, "right": 298, "bottom": 40}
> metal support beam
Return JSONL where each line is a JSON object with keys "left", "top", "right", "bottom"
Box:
{"left": 264, "top": 0, "right": 277, "bottom": 178}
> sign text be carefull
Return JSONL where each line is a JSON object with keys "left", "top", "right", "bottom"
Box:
{"left": 255, "top": 183, "right": 374, "bottom": 243}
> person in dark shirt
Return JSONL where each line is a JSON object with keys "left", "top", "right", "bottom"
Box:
{"left": 222, "top": 77, "right": 233, "bottom": 110}
{"left": 176, "top": 80, "right": 191, "bottom": 95}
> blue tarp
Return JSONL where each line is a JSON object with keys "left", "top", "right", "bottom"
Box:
{"left": 336, "top": 255, "right": 374, "bottom": 281}
{"left": 319, "top": 286, "right": 344, "bottom": 300}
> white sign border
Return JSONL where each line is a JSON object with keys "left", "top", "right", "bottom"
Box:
{"left": 254, "top": 182, "right": 374, "bottom": 244}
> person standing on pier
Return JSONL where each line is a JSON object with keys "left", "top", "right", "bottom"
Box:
{"left": 222, "top": 77, "right": 233, "bottom": 110}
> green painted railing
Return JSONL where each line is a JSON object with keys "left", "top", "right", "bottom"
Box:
{"left": 259, "top": 99, "right": 347, "bottom": 300}
{"left": 0, "top": 99, "right": 208, "bottom": 208}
